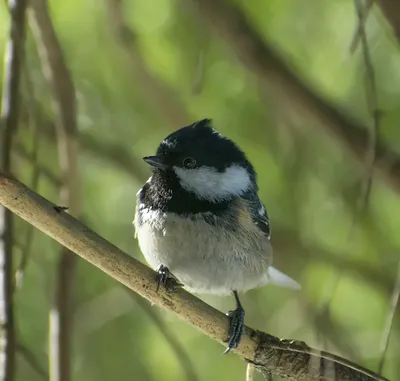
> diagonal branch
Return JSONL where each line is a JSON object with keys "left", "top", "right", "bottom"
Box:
{"left": 189, "top": 0, "right": 400, "bottom": 192}
{"left": 0, "top": 173, "right": 389, "bottom": 381}
{"left": 0, "top": 0, "right": 27, "bottom": 380}
{"left": 29, "top": 1, "right": 80, "bottom": 381}
{"left": 349, "top": 0, "right": 375, "bottom": 54}
{"left": 353, "top": 0, "right": 380, "bottom": 213}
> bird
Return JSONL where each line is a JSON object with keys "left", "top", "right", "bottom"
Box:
{"left": 134, "top": 119, "right": 300, "bottom": 353}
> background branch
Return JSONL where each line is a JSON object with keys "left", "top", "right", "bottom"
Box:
{"left": 353, "top": 0, "right": 380, "bottom": 212}
{"left": 0, "top": 173, "right": 390, "bottom": 381}
{"left": 0, "top": 0, "right": 27, "bottom": 380}
{"left": 29, "top": 1, "right": 80, "bottom": 380}
{"left": 349, "top": 0, "right": 375, "bottom": 54}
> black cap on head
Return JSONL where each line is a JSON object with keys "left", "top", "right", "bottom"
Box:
{"left": 152, "top": 119, "right": 254, "bottom": 174}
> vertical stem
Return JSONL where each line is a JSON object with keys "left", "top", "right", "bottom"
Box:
{"left": 0, "top": 1, "right": 27, "bottom": 380}
{"left": 29, "top": 1, "right": 80, "bottom": 380}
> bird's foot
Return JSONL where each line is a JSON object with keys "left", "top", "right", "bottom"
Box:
{"left": 223, "top": 306, "right": 245, "bottom": 354}
{"left": 155, "top": 264, "right": 181, "bottom": 293}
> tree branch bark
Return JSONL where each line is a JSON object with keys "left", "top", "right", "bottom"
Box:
{"left": 0, "top": 172, "right": 389, "bottom": 381}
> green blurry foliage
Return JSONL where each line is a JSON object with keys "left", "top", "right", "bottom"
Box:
{"left": 1, "top": 0, "right": 399, "bottom": 380}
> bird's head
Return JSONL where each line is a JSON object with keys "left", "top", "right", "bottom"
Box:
{"left": 143, "top": 119, "right": 257, "bottom": 203}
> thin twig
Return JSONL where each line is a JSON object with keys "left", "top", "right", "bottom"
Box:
{"left": 0, "top": 173, "right": 390, "bottom": 381}
{"left": 349, "top": 0, "right": 375, "bottom": 54}
{"left": 377, "top": 261, "right": 400, "bottom": 375}
{"left": 29, "top": 1, "right": 80, "bottom": 381}
{"left": 0, "top": 0, "right": 27, "bottom": 380}
{"left": 320, "top": 0, "right": 381, "bottom": 319}
{"left": 16, "top": 342, "right": 49, "bottom": 381}
{"left": 354, "top": 0, "right": 380, "bottom": 211}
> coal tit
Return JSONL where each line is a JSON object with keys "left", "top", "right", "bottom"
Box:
{"left": 134, "top": 119, "right": 300, "bottom": 353}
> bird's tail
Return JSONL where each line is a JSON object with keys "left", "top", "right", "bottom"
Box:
{"left": 265, "top": 266, "right": 301, "bottom": 289}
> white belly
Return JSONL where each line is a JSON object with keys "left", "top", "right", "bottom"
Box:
{"left": 134, "top": 207, "right": 272, "bottom": 295}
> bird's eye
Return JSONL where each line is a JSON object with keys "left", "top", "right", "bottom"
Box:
{"left": 182, "top": 157, "right": 197, "bottom": 169}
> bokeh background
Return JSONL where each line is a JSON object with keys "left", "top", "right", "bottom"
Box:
{"left": 1, "top": 0, "right": 399, "bottom": 380}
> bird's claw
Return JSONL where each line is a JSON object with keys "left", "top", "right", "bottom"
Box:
{"left": 223, "top": 306, "right": 245, "bottom": 354}
{"left": 155, "top": 265, "right": 181, "bottom": 292}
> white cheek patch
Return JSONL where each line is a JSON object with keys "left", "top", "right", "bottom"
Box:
{"left": 173, "top": 165, "right": 251, "bottom": 202}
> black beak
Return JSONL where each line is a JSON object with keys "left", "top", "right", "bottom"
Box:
{"left": 143, "top": 156, "right": 168, "bottom": 170}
